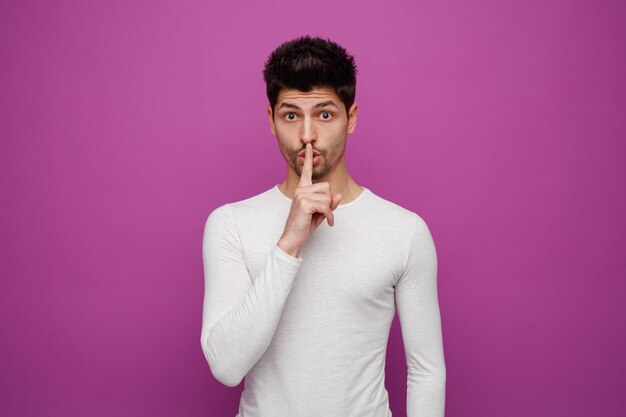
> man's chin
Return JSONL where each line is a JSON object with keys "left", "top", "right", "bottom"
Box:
{"left": 294, "top": 161, "right": 329, "bottom": 180}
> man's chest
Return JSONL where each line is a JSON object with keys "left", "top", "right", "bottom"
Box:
{"left": 241, "top": 221, "right": 405, "bottom": 309}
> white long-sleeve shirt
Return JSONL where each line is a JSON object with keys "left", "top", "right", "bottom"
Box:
{"left": 201, "top": 184, "right": 446, "bottom": 417}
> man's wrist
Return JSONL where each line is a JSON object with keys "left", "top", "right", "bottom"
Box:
{"left": 277, "top": 238, "right": 301, "bottom": 258}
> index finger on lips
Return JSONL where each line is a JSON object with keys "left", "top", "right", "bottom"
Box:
{"left": 298, "top": 143, "right": 313, "bottom": 187}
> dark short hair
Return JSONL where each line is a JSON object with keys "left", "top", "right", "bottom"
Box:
{"left": 263, "top": 35, "right": 357, "bottom": 115}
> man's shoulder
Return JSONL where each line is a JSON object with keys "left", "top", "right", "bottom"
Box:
{"left": 365, "top": 188, "right": 428, "bottom": 229}
{"left": 205, "top": 185, "right": 278, "bottom": 223}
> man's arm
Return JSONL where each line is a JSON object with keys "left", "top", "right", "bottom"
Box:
{"left": 394, "top": 214, "right": 446, "bottom": 417}
{"left": 200, "top": 204, "right": 303, "bottom": 387}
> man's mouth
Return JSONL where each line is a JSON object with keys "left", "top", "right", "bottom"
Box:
{"left": 298, "top": 153, "right": 321, "bottom": 165}
{"left": 298, "top": 149, "right": 321, "bottom": 157}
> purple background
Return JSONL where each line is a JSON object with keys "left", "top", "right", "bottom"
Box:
{"left": 1, "top": 1, "right": 625, "bottom": 416}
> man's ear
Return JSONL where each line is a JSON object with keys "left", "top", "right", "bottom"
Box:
{"left": 347, "top": 103, "right": 358, "bottom": 134}
{"left": 267, "top": 104, "right": 276, "bottom": 136}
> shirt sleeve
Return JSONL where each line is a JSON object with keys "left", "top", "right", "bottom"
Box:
{"left": 394, "top": 214, "right": 446, "bottom": 417}
{"left": 200, "top": 204, "right": 303, "bottom": 387}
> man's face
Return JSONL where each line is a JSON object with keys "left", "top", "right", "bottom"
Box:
{"left": 268, "top": 87, "right": 357, "bottom": 180}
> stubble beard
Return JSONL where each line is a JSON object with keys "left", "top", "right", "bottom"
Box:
{"left": 291, "top": 140, "right": 346, "bottom": 181}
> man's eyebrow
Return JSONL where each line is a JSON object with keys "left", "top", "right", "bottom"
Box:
{"left": 313, "top": 100, "right": 340, "bottom": 109}
{"left": 277, "top": 102, "right": 301, "bottom": 110}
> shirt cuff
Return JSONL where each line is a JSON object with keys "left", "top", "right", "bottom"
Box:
{"left": 273, "top": 243, "right": 304, "bottom": 264}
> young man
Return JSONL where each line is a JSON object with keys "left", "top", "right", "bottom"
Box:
{"left": 201, "top": 36, "right": 446, "bottom": 417}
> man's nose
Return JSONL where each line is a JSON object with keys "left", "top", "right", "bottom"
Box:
{"left": 301, "top": 117, "right": 316, "bottom": 144}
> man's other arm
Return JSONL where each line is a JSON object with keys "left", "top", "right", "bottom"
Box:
{"left": 200, "top": 204, "right": 302, "bottom": 387}
{"left": 394, "top": 214, "right": 446, "bottom": 417}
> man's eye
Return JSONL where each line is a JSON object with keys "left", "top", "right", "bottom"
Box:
{"left": 320, "top": 111, "right": 333, "bottom": 120}
{"left": 284, "top": 113, "right": 297, "bottom": 121}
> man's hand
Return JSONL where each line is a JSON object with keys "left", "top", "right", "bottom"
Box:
{"left": 277, "top": 143, "right": 343, "bottom": 258}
